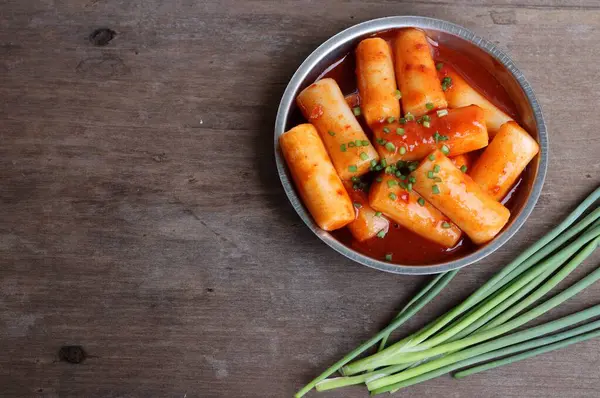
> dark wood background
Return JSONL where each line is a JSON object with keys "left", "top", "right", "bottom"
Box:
{"left": 1, "top": 1, "right": 599, "bottom": 397}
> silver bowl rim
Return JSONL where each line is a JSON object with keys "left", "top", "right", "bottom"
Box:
{"left": 274, "top": 16, "right": 548, "bottom": 275}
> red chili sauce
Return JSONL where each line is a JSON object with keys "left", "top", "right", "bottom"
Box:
{"left": 302, "top": 30, "right": 526, "bottom": 265}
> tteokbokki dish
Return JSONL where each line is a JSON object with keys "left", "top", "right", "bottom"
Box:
{"left": 279, "top": 28, "right": 539, "bottom": 265}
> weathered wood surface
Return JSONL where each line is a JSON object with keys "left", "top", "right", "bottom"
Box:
{"left": 1, "top": 1, "right": 599, "bottom": 397}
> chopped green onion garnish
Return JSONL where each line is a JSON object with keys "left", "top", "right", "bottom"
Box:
{"left": 428, "top": 154, "right": 435, "bottom": 161}
{"left": 407, "top": 162, "right": 419, "bottom": 171}
{"left": 396, "top": 128, "right": 405, "bottom": 135}
{"left": 385, "top": 142, "right": 396, "bottom": 152}
{"left": 432, "top": 184, "right": 440, "bottom": 194}
{"left": 351, "top": 176, "right": 360, "bottom": 182}
{"left": 396, "top": 160, "right": 406, "bottom": 168}
{"left": 389, "top": 193, "right": 397, "bottom": 200}
{"left": 399, "top": 146, "right": 407, "bottom": 155}
{"left": 437, "top": 109, "right": 449, "bottom": 117}
{"left": 417, "top": 197, "right": 425, "bottom": 206}
{"left": 360, "top": 152, "right": 368, "bottom": 160}
{"left": 376, "top": 229, "right": 387, "bottom": 239}
{"left": 423, "top": 121, "right": 431, "bottom": 128}
{"left": 399, "top": 174, "right": 407, "bottom": 180}
{"left": 394, "top": 89, "right": 402, "bottom": 99}
{"left": 375, "top": 165, "right": 383, "bottom": 171}
{"left": 348, "top": 141, "right": 356, "bottom": 148}
{"left": 426, "top": 102, "right": 434, "bottom": 110}
{"left": 353, "top": 106, "right": 361, "bottom": 116}
{"left": 376, "top": 138, "right": 386, "bottom": 145}
{"left": 409, "top": 176, "right": 416, "bottom": 183}
{"left": 376, "top": 177, "right": 383, "bottom": 182}
{"left": 405, "top": 112, "right": 415, "bottom": 121}
{"left": 460, "top": 165, "right": 468, "bottom": 173}
{"left": 381, "top": 159, "right": 387, "bottom": 167}
{"left": 441, "top": 221, "right": 451, "bottom": 229}
{"left": 354, "top": 202, "right": 362, "bottom": 208}
{"left": 384, "top": 253, "right": 392, "bottom": 261}
{"left": 353, "top": 183, "right": 360, "bottom": 190}
{"left": 428, "top": 171, "right": 435, "bottom": 179}
{"left": 407, "top": 182, "right": 413, "bottom": 192}
{"left": 387, "top": 117, "right": 396, "bottom": 123}
{"left": 434, "top": 176, "right": 443, "bottom": 182}
{"left": 370, "top": 159, "right": 378, "bottom": 167}
{"left": 355, "top": 139, "right": 362, "bottom": 147}
{"left": 385, "top": 165, "right": 393, "bottom": 174}
{"left": 395, "top": 171, "right": 403, "bottom": 178}
{"left": 441, "top": 76, "right": 452, "bottom": 91}
{"left": 348, "top": 165, "right": 358, "bottom": 172}
{"left": 436, "top": 62, "right": 444, "bottom": 70}
{"left": 361, "top": 140, "right": 370, "bottom": 146}
{"left": 434, "top": 164, "right": 441, "bottom": 173}
{"left": 387, "top": 179, "right": 398, "bottom": 188}
{"left": 399, "top": 181, "right": 407, "bottom": 190}
{"left": 341, "top": 143, "right": 347, "bottom": 152}
{"left": 422, "top": 115, "right": 431, "bottom": 122}
{"left": 383, "top": 127, "right": 390, "bottom": 134}
{"left": 375, "top": 211, "right": 382, "bottom": 217}
{"left": 399, "top": 117, "right": 407, "bottom": 124}
{"left": 328, "top": 131, "right": 335, "bottom": 136}
{"left": 441, "top": 145, "right": 450, "bottom": 155}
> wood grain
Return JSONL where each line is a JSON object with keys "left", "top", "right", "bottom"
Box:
{"left": 0, "top": 1, "right": 599, "bottom": 397}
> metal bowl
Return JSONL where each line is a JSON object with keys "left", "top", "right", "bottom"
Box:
{"left": 274, "top": 16, "right": 548, "bottom": 275}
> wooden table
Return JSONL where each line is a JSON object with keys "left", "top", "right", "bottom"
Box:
{"left": 1, "top": 1, "right": 599, "bottom": 397}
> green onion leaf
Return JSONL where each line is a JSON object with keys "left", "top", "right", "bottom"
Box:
{"left": 381, "top": 159, "right": 387, "bottom": 168}
{"left": 399, "top": 146, "right": 407, "bottom": 155}
{"left": 432, "top": 184, "right": 440, "bottom": 194}
{"left": 418, "top": 197, "right": 426, "bottom": 206}
{"left": 394, "top": 90, "right": 402, "bottom": 99}
{"left": 441, "top": 145, "right": 450, "bottom": 155}
{"left": 407, "top": 182, "right": 413, "bottom": 192}
{"left": 389, "top": 193, "right": 397, "bottom": 200}
{"left": 354, "top": 202, "right": 362, "bottom": 209}
{"left": 387, "top": 117, "right": 396, "bottom": 123}
{"left": 362, "top": 140, "right": 370, "bottom": 146}
{"left": 348, "top": 141, "right": 356, "bottom": 148}
{"left": 405, "top": 113, "right": 415, "bottom": 121}
{"left": 328, "top": 131, "right": 335, "bottom": 136}
{"left": 351, "top": 176, "right": 360, "bottom": 182}
{"left": 423, "top": 121, "right": 431, "bottom": 128}
{"left": 385, "top": 253, "right": 393, "bottom": 261}
{"left": 428, "top": 154, "right": 436, "bottom": 161}
{"left": 426, "top": 103, "right": 434, "bottom": 110}
{"left": 360, "top": 152, "right": 369, "bottom": 161}
{"left": 396, "top": 128, "right": 405, "bottom": 136}
{"left": 377, "top": 229, "right": 387, "bottom": 239}
{"left": 460, "top": 165, "right": 468, "bottom": 173}
{"left": 399, "top": 117, "right": 407, "bottom": 124}
{"left": 385, "top": 142, "right": 396, "bottom": 152}
{"left": 348, "top": 165, "right": 358, "bottom": 173}
{"left": 383, "top": 127, "right": 390, "bottom": 134}
{"left": 436, "top": 62, "right": 444, "bottom": 70}
{"left": 409, "top": 176, "right": 417, "bottom": 183}
{"left": 353, "top": 106, "right": 361, "bottom": 116}
{"left": 441, "top": 221, "right": 451, "bottom": 229}
{"left": 341, "top": 143, "right": 347, "bottom": 152}
{"left": 428, "top": 171, "right": 435, "bottom": 179}
{"left": 375, "top": 211, "right": 382, "bottom": 217}
{"left": 387, "top": 179, "right": 398, "bottom": 188}
{"left": 434, "top": 164, "right": 441, "bottom": 173}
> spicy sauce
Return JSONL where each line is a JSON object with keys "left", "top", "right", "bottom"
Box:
{"left": 299, "top": 30, "right": 527, "bottom": 265}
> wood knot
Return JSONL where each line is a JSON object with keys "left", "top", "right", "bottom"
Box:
{"left": 89, "top": 28, "right": 116, "bottom": 46}
{"left": 58, "top": 345, "right": 87, "bottom": 364}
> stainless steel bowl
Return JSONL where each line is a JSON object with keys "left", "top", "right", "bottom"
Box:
{"left": 274, "top": 16, "right": 548, "bottom": 275}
